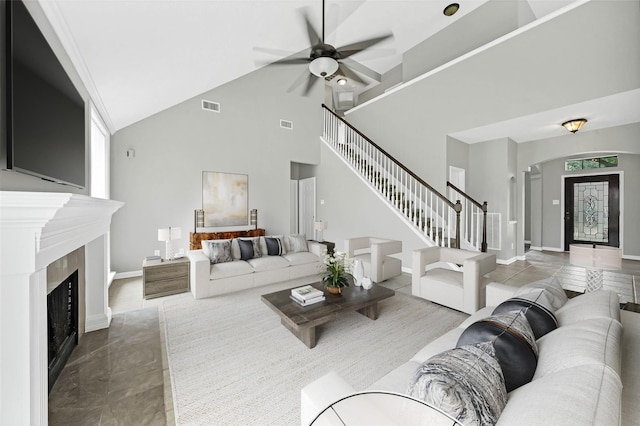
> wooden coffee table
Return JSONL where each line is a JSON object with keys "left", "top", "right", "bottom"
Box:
{"left": 261, "top": 282, "right": 395, "bottom": 348}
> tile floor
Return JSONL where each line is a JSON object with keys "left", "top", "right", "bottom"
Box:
{"left": 48, "top": 250, "right": 640, "bottom": 425}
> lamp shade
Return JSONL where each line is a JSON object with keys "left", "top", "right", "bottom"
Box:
{"left": 314, "top": 221, "right": 328, "bottom": 231}
{"left": 158, "top": 227, "right": 182, "bottom": 242}
{"left": 569, "top": 244, "right": 621, "bottom": 270}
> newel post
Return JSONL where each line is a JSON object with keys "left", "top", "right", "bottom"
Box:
{"left": 481, "top": 201, "right": 488, "bottom": 253}
{"left": 454, "top": 200, "right": 462, "bottom": 249}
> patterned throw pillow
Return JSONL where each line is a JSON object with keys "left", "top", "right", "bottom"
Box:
{"left": 457, "top": 311, "right": 538, "bottom": 393}
{"left": 492, "top": 290, "right": 558, "bottom": 339}
{"left": 515, "top": 277, "right": 568, "bottom": 310}
{"left": 202, "top": 240, "right": 233, "bottom": 264}
{"left": 238, "top": 238, "right": 261, "bottom": 260}
{"left": 265, "top": 237, "right": 285, "bottom": 256}
{"left": 287, "top": 234, "right": 308, "bottom": 253}
{"left": 408, "top": 341, "right": 507, "bottom": 426}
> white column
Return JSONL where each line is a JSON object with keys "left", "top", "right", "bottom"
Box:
{"left": 84, "top": 235, "right": 112, "bottom": 332}
{"left": 0, "top": 231, "right": 48, "bottom": 426}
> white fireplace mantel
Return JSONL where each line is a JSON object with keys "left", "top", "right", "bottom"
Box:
{"left": 0, "top": 191, "right": 123, "bottom": 425}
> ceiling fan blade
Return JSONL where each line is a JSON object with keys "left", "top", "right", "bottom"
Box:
{"left": 301, "top": 74, "right": 320, "bottom": 97}
{"left": 336, "top": 33, "right": 394, "bottom": 59}
{"left": 253, "top": 46, "right": 297, "bottom": 57}
{"left": 287, "top": 68, "right": 313, "bottom": 94}
{"left": 300, "top": 8, "right": 322, "bottom": 46}
{"left": 337, "top": 63, "right": 366, "bottom": 86}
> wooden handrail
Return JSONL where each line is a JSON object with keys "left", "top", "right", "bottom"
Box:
{"left": 447, "top": 181, "right": 487, "bottom": 211}
{"left": 322, "top": 104, "right": 456, "bottom": 209}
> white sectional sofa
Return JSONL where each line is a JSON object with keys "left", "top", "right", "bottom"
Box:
{"left": 301, "top": 278, "right": 640, "bottom": 425}
{"left": 187, "top": 235, "right": 327, "bottom": 299}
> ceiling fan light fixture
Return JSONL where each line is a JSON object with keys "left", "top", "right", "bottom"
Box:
{"left": 309, "top": 57, "right": 339, "bottom": 78}
{"left": 443, "top": 3, "right": 460, "bottom": 16}
{"left": 337, "top": 78, "right": 347, "bottom": 86}
{"left": 562, "top": 118, "right": 588, "bottom": 133}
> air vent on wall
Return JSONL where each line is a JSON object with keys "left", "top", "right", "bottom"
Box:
{"left": 202, "top": 100, "right": 220, "bottom": 112}
{"left": 280, "top": 119, "right": 293, "bottom": 130}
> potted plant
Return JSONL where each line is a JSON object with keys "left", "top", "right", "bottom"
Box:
{"left": 321, "top": 251, "right": 353, "bottom": 295}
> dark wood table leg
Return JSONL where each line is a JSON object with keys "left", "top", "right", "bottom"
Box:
{"left": 357, "top": 302, "right": 379, "bottom": 320}
{"left": 282, "top": 319, "right": 317, "bottom": 348}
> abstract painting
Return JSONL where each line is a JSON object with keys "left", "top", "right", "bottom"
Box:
{"left": 202, "top": 171, "right": 248, "bottom": 227}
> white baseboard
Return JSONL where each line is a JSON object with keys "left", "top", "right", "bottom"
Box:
{"left": 401, "top": 266, "right": 413, "bottom": 275}
{"left": 496, "top": 256, "right": 524, "bottom": 265}
{"left": 108, "top": 271, "right": 116, "bottom": 288}
{"left": 623, "top": 254, "right": 640, "bottom": 261}
{"left": 114, "top": 270, "right": 143, "bottom": 280}
{"left": 85, "top": 308, "right": 112, "bottom": 332}
{"left": 524, "top": 240, "right": 531, "bottom": 244}
{"left": 542, "top": 246, "right": 565, "bottom": 252}
{"left": 529, "top": 246, "right": 543, "bottom": 251}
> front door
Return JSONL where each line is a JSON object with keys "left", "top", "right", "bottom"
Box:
{"left": 564, "top": 174, "right": 619, "bottom": 251}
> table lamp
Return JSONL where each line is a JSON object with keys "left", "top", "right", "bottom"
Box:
{"left": 314, "top": 220, "right": 328, "bottom": 242}
{"left": 158, "top": 226, "right": 182, "bottom": 260}
{"left": 569, "top": 244, "right": 622, "bottom": 292}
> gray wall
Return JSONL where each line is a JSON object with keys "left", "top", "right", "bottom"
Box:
{"left": 110, "top": 64, "right": 323, "bottom": 273}
{"left": 402, "top": 0, "right": 519, "bottom": 82}
{"left": 0, "top": 1, "right": 90, "bottom": 194}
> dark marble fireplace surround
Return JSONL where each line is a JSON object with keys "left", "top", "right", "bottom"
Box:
{"left": 47, "top": 248, "right": 86, "bottom": 392}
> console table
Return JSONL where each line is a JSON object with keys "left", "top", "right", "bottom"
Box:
{"left": 189, "top": 228, "right": 266, "bottom": 250}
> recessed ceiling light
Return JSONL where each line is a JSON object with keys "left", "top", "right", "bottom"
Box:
{"left": 443, "top": 3, "right": 460, "bottom": 16}
{"left": 337, "top": 78, "right": 347, "bottom": 86}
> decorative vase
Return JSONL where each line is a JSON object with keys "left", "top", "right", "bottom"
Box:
{"left": 362, "top": 277, "right": 373, "bottom": 290}
{"left": 326, "top": 286, "right": 342, "bottom": 295}
{"left": 352, "top": 259, "right": 364, "bottom": 287}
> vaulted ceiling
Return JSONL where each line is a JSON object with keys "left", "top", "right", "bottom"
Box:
{"left": 35, "top": 0, "right": 639, "bottom": 143}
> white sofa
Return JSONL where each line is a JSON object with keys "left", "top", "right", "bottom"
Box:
{"left": 412, "top": 247, "right": 496, "bottom": 314}
{"left": 301, "top": 278, "right": 639, "bottom": 425}
{"left": 187, "top": 235, "right": 327, "bottom": 299}
{"left": 345, "top": 237, "right": 402, "bottom": 283}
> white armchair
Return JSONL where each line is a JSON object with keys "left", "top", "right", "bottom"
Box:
{"left": 345, "top": 237, "right": 402, "bottom": 283}
{"left": 412, "top": 247, "right": 496, "bottom": 314}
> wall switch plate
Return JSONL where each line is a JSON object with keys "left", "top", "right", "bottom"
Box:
{"left": 154, "top": 250, "right": 160, "bottom": 256}
{"left": 552, "top": 200, "right": 560, "bottom": 205}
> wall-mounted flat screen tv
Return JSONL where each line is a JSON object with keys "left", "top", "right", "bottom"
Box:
{"left": 5, "top": 0, "right": 86, "bottom": 188}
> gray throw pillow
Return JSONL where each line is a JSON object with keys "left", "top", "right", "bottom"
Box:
{"left": 203, "top": 240, "right": 233, "bottom": 264}
{"left": 238, "top": 238, "right": 261, "bottom": 260}
{"left": 287, "top": 234, "right": 308, "bottom": 253}
{"left": 408, "top": 341, "right": 507, "bottom": 426}
{"left": 265, "top": 237, "right": 285, "bottom": 256}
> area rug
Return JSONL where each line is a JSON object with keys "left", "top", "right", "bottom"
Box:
{"left": 161, "top": 281, "right": 466, "bottom": 425}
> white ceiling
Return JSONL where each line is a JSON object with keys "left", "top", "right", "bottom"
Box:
{"left": 38, "top": 0, "right": 638, "bottom": 142}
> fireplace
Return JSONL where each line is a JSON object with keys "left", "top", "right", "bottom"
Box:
{"left": 47, "top": 270, "right": 79, "bottom": 392}
{"left": 0, "top": 191, "right": 123, "bottom": 424}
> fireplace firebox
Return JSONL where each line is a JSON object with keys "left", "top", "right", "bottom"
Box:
{"left": 47, "top": 270, "right": 79, "bottom": 392}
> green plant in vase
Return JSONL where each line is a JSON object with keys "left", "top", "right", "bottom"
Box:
{"left": 321, "top": 251, "right": 353, "bottom": 294}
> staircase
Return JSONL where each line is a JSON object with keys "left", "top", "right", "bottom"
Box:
{"left": 322, "top": 105, "right": 463, "bottom": 249}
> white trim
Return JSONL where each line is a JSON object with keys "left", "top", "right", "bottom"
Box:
{"left": 623, "top": 254, "right": 640, "bottom": 261}
{"left": 542, "top": 246, "right": 565, "bottom": 252}
{"left": 84, "top": 308, "right": 112, "bottom": 333}
{"left": 114, "top": 270, "right": 143, "bottom": 280}
{"left": 529, "top": 246, "right": 543, "bottom": 251}
{"left": 496, "top": 256, "right": 524, "bottom": 265}
{"left": 38, "top": 2, "right": 115, "bottom": 133}
{"left": 524, "top": 240, "right": 531, "bottom": 244}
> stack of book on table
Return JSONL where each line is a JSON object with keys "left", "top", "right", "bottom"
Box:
{"left": 290, "top": 285, "right": 325, "bottom": 306}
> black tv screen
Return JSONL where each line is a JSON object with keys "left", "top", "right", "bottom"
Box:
{"left": 6, "top": 0, "right": 86, "bottom": 188}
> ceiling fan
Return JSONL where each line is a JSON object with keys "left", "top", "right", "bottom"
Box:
{"left": 256, "top": 0, "right": 393, "bottom": 96}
